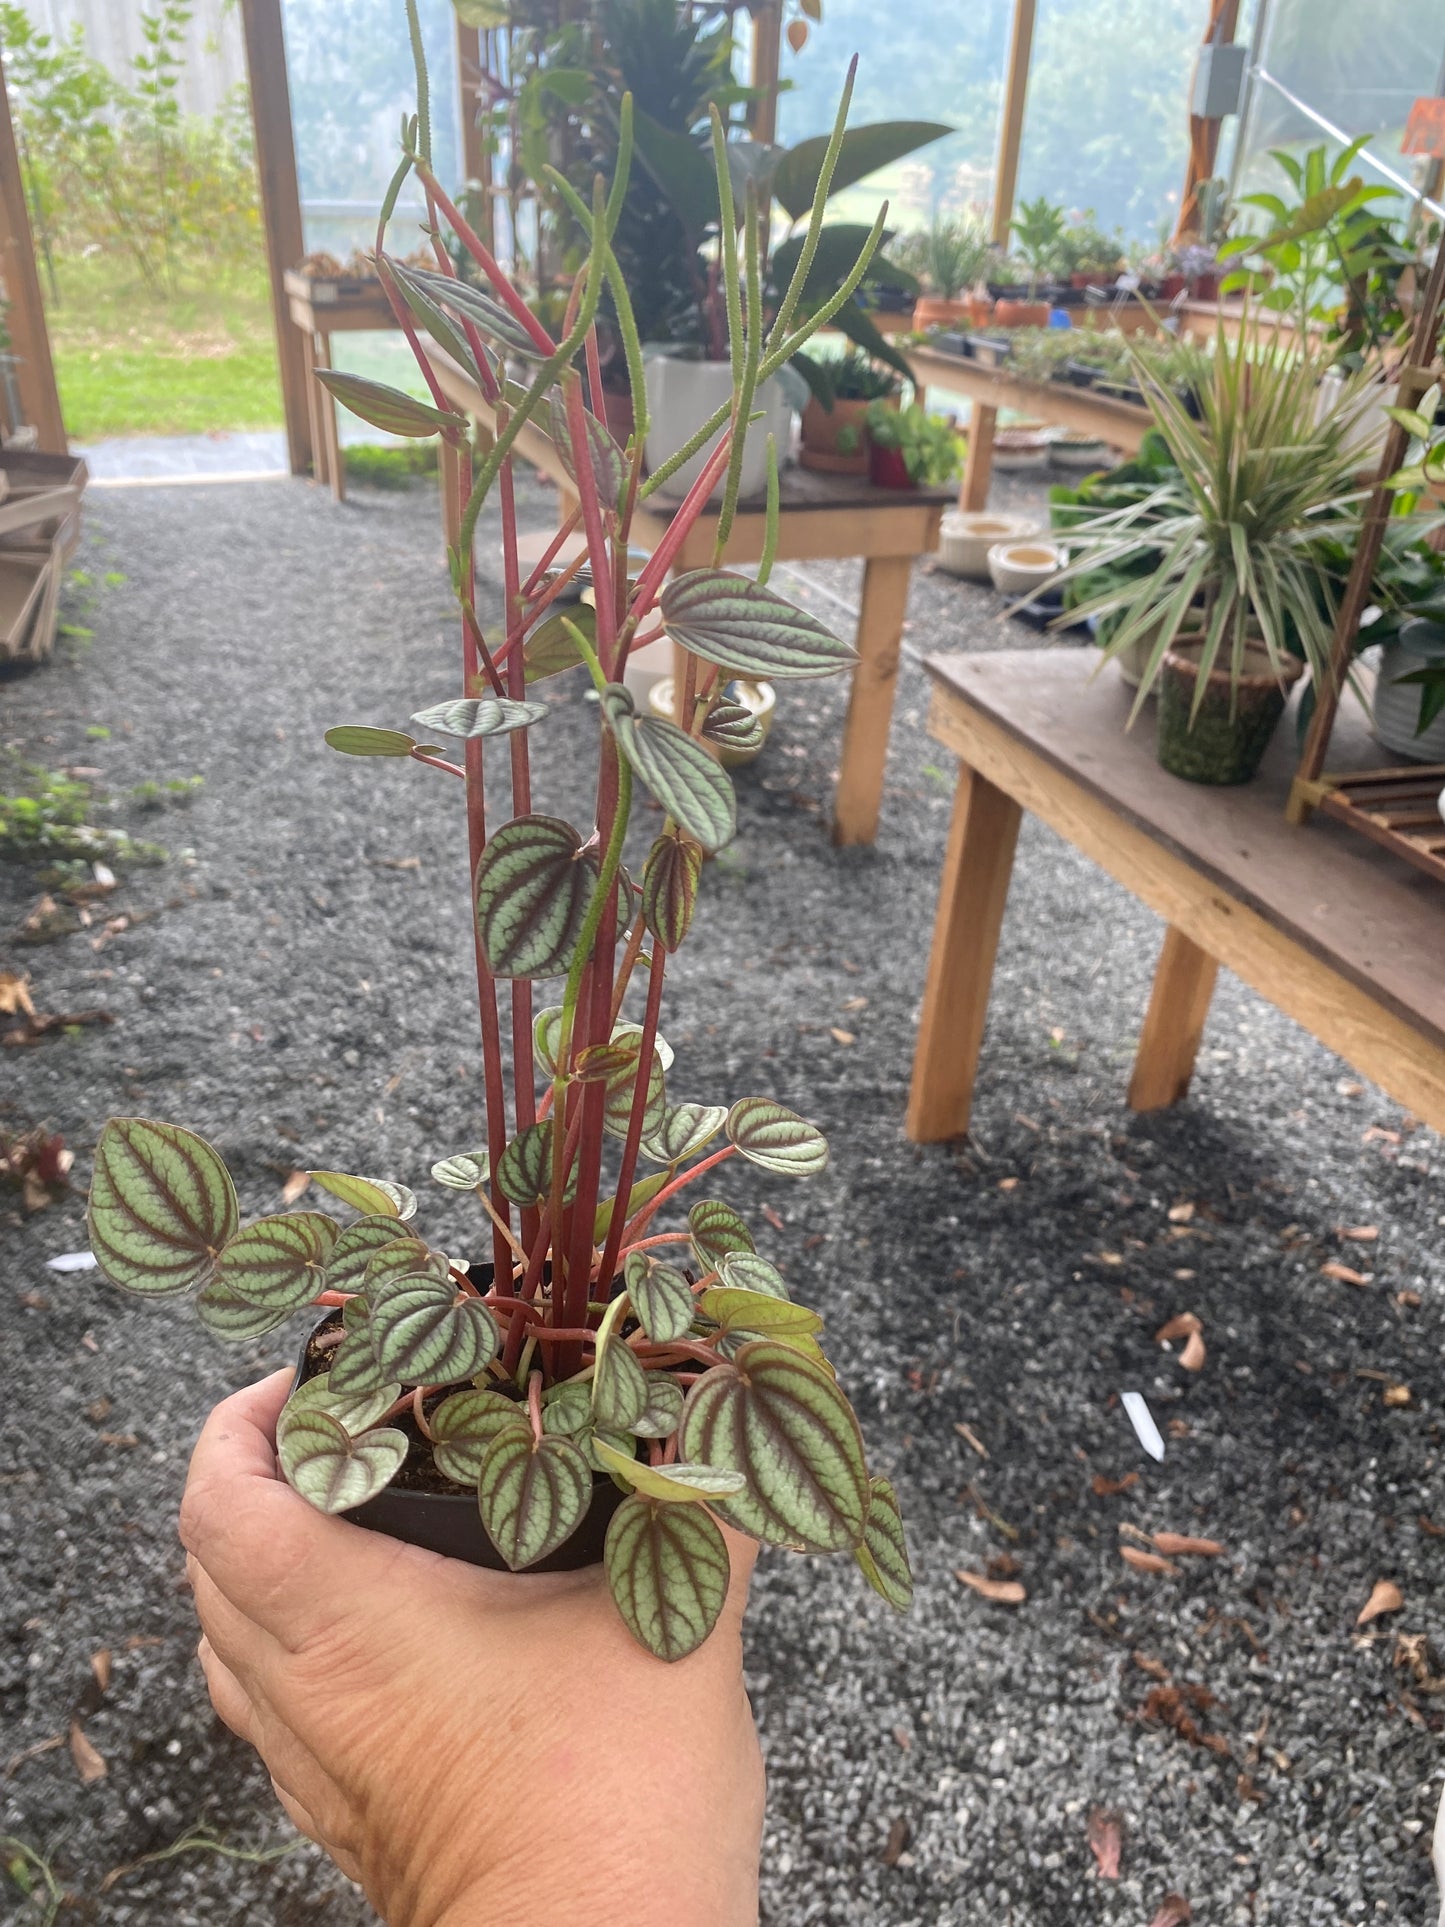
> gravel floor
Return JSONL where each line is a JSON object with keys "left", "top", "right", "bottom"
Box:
{"left": 2, "top": 474, "right": 1442, "bottom": 1926}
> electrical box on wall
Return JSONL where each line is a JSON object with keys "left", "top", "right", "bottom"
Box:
{"left": 1191, "top": 42, "right": 1247, "bottom": 119}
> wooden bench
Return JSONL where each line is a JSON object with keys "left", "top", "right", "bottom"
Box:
{"left": 906, "top": 649, "right": 1445, "bottom": 1141}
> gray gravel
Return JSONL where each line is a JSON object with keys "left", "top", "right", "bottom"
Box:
{"left": 1, "top": 473, "right": 1442, "bottom": 1925}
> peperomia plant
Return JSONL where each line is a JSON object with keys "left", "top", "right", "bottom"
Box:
{"left": 83, "top": 9, "right": 911, "bottom": 1663}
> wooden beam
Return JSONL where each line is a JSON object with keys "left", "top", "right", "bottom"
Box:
{"left": 991, "top": 0, "right": 1037, "bottom": 248}
{"left": 1175, "top": 0, "right": 1241, "bottom": 242}
{"left": 748, "top": 1, "right": 782, "bottom": 145}
{"left": 455, "top": 18, "right": 489, "bottom": 196}
{"left": 0, "top": 48, "right": 66, "bottom": 452}
{"left": 239, "top": 0, "right": 312, "bottom": 478}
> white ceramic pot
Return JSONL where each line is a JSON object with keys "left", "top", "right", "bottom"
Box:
{"left": 1316, "top": 368, "right": 1399, "bottom": 470}
{"left": 936, "top": 511, "right": 1037, "bottom": 580}
{"left": 1372, "top": 641, "right": 1445, "bottom": 762}
{"left": 648, "top": 676, "right": 776, "bottom": 767}
{"left": 643, "top": 357, "right": 792, "bottom": 503}
{"left": 987, "top": 539, "right": 1063, "bottom": 597}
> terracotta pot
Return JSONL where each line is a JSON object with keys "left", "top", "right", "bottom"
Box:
{"left": 868, "top": 442, "right": 915, "bottom": 490}
{"left": 799, "top": 394, "right": 870, "bottom": 475}
{"left": 912, "top": 295, "right": 971, "bottom": 331}
{"left": 1155, "top": 637, "right": 1302, "bottom": 785}
{"left": 964, "top": 294, "right": 994, "bottom": 328}
{"left": 1158, "top": 274, "right": 1188, "bottom": 302}
{"left": 994, "top": 299, "right": 1051, "bottom": 328}
{"left": 1192, "top": 272, "right": 1220, "bottom": 301}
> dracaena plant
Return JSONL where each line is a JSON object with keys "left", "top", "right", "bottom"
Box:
{"left": 83, "top": 11, "right": 911, "bottom": 1664}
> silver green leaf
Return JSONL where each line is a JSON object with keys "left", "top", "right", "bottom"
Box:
{"left": 402, "top": 265, "right": 543, "bottom": 362}
{"left": 605, "top": 1494, "right": 731, "bottom": 1662}
{"left": 216, "top": 1211, "right": 338, "bottom": 1312}
{"left": 854, "top": 1475, "right": 913, "bottom": 1612}
{"left": 601, "top": 1036, "right": 667, "bottom": 1144}
{"left": 411, "top": 697, "right": 549, "bottom": 740}
{"left": 698, "top": 1287, "right": 822, "bottom": 1338}
{"left": 593, "top": 1437, "right": 743, "bottom": 1502}
{"left": 429, "top": 1150, "right": 490, "bottom": 1191}
{"left": 532, "top": 1005, "right": 565, "bottom": 1075}
{"left": 660, "top": 570, "right": 857, "bottom": 681}
{"left": 323, "top": 725, "right": 416, "bottom": 758}
{"left": 497, "top": 1121, "right": 576, "bottom": 1206}
{"left": 277, "top": 1407, "right": 408, "bottom": 1513}
{"left": 474, "top": 814, "right": 591, "bottom": 980}
{"left": 540, "top": 1377, "right": 593, "bottom": 1436}
{"left": 326, "top": 1214, "right": 415, "bottom": 1294}
{"left": 524, "top": 605, "right": 596, "bottom": 684}
{"left": 88, "top": 1117, "right": 239, "bottom": 1297}
{"left": 601, "top": 685, "right": 736, "bottom": 855}
{"left": 478, "top": 1429, "right": 591, "bottom": 1569}
{"left": 678, "top": 1340, "right": 869, "bottom": 1552}
{"left": 325, "top": 1323, "right": 394, "bottom": 1395}
{"left": 369, "top": 1275, "right": 499, "bottom": 1386}
{"left": 624, "top": 1251, "right": 696, "bottom": 1346}
{"left": 280, "top": 1372, "right": 401, "bottom": 1439}
{"left": 640, "top": 832, "right": 701, "bottom": 953}
{"left": 315, "top": 367, "right": 464, "bottom": 439}
{"left": 640, "top": 1101, "right": 728, "bottom": 1167}
{"left": 548, "top": 388, "right": 629, "bottom": 511}
{"left": 726, "top": 1097, "right": 829, "bottom": 1177}
{"left": 701, "top": 698, "right": 766, "bottom": 753}
{"left": 688, "top": 1198, "right": 755, "bottom": 1269}
{"left": 430, "top": 1387, "right": 529, "bottom": 1484}
{"left": 629, "top": 1371, "right": 686, "bottom": 1439}
{"left": 309, "top": 1170, "right": 416, "bottom": 1219}
{"left": 194, "top": 1279, "right": 293, "bottom": 1342}
{"left": 579, "top": 1426, "right": 641, "bottom": 1475}
{"left": 717, "top": 1251, "right": 790, "bottom": 1299}
{"left": 386, "top": 259, "right": 499, "bottom": 391}
{"left": 363, "top": 1238, "right": 441, "bottom": 1296}
{"left": 591, "top": 1330, "right": 649, "bottom": 1431}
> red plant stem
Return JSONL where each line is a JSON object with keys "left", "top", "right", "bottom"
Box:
{"left": 411, "top": 1384, "right": 438, "bottom": 1442}
{"left": 595, "top": 943, "right": 666, "bottom": 1295}
{"left": 606, "top": 914, "right": 647, "bottom": 1032}
{"left": 494, "top": 548, "right": 589, "bottom": 673}
{"left": 409, "top": 749, "right": 465, "bottom": 780}
{"left": 584, "top": 323, "right": 605, "bottom": 420}
{"left": 632, "top": 1338, "right": 726, "bottom": 1371}
{"left": 421, "top": 184, "right": 502, "bottom": 406}
{"left": 499, "top": 442, "right": 539, "bottom": 1256}
{"left": 612, "top": 1233, "right": 691, "bottom": 1261}
{"left": 416, "top": 163, "right": 558, "bottom": 357}
{"left": 623, "top": 434, "right": 735, "bottom": 647}
{"left": 618, "top": 1144, "right": 739, "bottom": 1247}
{"left": 527, "top": 1370, "right": 544, "bottom": 1441}
{"left": 460, "top": 597, "right": 508, "bottom": 700}
{"left": 520, "top": 507, "right": 584, "bottom": 599}
{"left": 562, "top": 372, "right": 618, "bottom": 671}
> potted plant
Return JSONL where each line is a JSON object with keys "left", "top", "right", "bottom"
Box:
{"left": 901, "top": 213, "right": 992, "bottom": 330}
{"left": 81, "top": 29, "right": 912, "bottom": 1664}
{"left": 1057, "top": 213, "right": 1123, "bottom": 292}
{"left": 865, "top": 398, "right": 963, "bottom": 489}
{"left": 998, "top": 195, "right": 1065, "bottom": 326}
{"left": 1369, "top": 616, "right": 1445, "bottom": 762}
{"left": 793, "top": 348, "right": 901, "bottom": 474}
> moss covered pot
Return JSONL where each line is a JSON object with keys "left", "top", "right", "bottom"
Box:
{"left": 1155, "top": 638, "right": 1302, "bottom": 785}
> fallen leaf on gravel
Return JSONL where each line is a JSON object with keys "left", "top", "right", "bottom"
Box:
{"left": 1133, "top": 1651, "right": 1171, "bottom": 1682}
{"left": 90, "top": 1649, "right": 111, "bottom": 1693}
{"left": 1383, "top": 1384, "right": 1411, "bottom": 1407}
{"left": 1155, "top": 1312, "right": 1202, "bottom": 1343}
{"left": 891, "top": 1725, "right": 912, "bottom": 1751}
{"left": 97, "top": 1432, "right": 138, "bottom": 1449}
{"left": 1337, "top": 1224, "right": 1379, "bottom": 1242}
{"left": 4, "top": 1734, "right": 63, "bottom": 1778}
{"left": 280, "top": 1169, "right": 311, "bottom": 1205}
{"left": 1152, "top": 1533, "right": 1225, "bottom": 1558}
{"left": 1236, "top": 1772, "right": 1265, "bottom": 1803}
{"left": 1419, "top": 1515, "right": 1445, "bottom": 1539}
{"left": 954, "top": 1421, "right": 988, "bottom": 1459}
{"left": 1092, "top": 1472, "right": 1139, "bottom": 1497}
{"left": 84, "top": 1398, "right": 111, "bottom": 1423}
{"left": 1179, "top": 1329, "right": 1207, "bottom": 1371}
{"left": 1142, "top": 1684, "right": 1228, "bottom": 1756}
{"left": 1167, "top": 1201, "right": 1195, "bottom": 1224}
{"left": 1086, "top": 1808, "right": 1122, "bottom": 1878}
{"left": 880, "top": 1817, "right": 911, "bottom": 1866}
{"left": 1321, "top": 1261, "right": 1372, "bottom": 1286}
{"left": 69, "top": 1721, "right": 107, "bottom": 1784}
{"left": 762, "top": 1205, "right": 785, "bottom": 1232}
{"left": 997, "top": 1177, "right": 1019, "bottom": 1192}
{"left": 1148, "top": 1895, "right": 1192, "bottom": 1927}
{"left": 1121, "top": 1546, "right": 1178, "bottom": 1576}
{"left": 1357, "top": 1580, "right": 1403, "bottom": 1625}
{"left": 0, "top": 972, "right": 35, "bottom": 1017}
{"left": 828, "top": 1028, "right": 855, "bottom": 1046}
{"left": 955, "top": 1570, "right": 1025, "bottom": 1604}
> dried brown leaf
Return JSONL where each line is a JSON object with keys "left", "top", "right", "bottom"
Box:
{"left": 1152, "top": 1532, "right": 1225, "bottom": 1558}
{"left": 280, "top": 1169, "right": 311, "bottom": 1205}
{"left": 1357, "top": 1579, "right": 1403, "bottom": 1625}
{"left": 1133, "top": 1650, "right": 1171, "bottom": 1682}
{"left": 1321, "top": 1261, "right": 1371, "bottom": 1286}
{"left": 69, "top": 1720, "right": 107, "bottom": 1784}
{"left": 1092, "top": 1471, "right": 1139, "bottom": 1498}
{"left": 1155, "top": 1312, "right": 1202, "bottom": 1343}
{"left": 1086, "top": 1808, "right": 1122, "bottom": 1879}
{"left": 1166, "top": 1201, "right": 1195, "bottom": 1224}
{"left": 955, "top": 1569, "right": 1026, "bottom": 1604}
{"left": 90, "top": 1648, "right": 112, "bottom": 1693}
{"left": 1148, "top": 1895, "right": 1192, "bottom": 1927}
{"left": 1337, "top": 1224, "right": 1379, "bottom": 1242}
{"left": 1121, "top": 1545, "right": 1178, "bottom": 1576}
{"left": 0, "top": 972, "right": 36, "bottom": 1017}
{"left": 880, "top": 1816, "right": 911, "bottom": 1866}
{"left": 1179, "top": 1329, "right": 1207, "bottom": 1372}
{"left": 953, "top": 1421, "right": 988, "bottom": 1459}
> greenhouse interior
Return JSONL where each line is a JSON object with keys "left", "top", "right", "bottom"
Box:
{"left": 3, "top": 1, "right": 1445, "bottom": 1922}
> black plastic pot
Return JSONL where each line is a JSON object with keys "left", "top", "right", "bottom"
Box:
{"left": 1064, "top": 361, "right": 1099, "bottom": 389}
{"left": 932, "top": 329, "right": 970, "bottom": 356}
{"left": 293, "top": 1303, "right": 625, "bottom": 1572}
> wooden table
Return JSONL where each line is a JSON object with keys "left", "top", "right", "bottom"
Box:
{"left": 906, "top": 649, "right": 1445, "bottom": 1142}
{"left": 284, "top": 271, "right": 401, "bottom": 502}
{"left": 430, "top": 352, "right": 951, "bottom": 846}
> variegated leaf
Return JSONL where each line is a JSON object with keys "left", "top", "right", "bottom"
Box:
{"left": 411, "top": 697, "right": 549, "bottom": 739}
{"left": 325, "top": 1214, "right": 415, "bottom": 1294}
{"left": 593, "top": 1437, "right": 742, "bottom": 1502}
{"left": 88, "top": 1117, "right": 238, "bottom": 1297}
{"left": 430, "top": 1387, "right": 529, "bottom": 1484}
{"left": 362, "top": 1238, "right": 441, "bottom": 1296}
{"left": 540, "top": 1378, "right": 593, "bottom": 1436}
{"left": 717, "top": 1251, "right": 790, "bottom": 1299}
{"left": 478, "top": 1429, "right": 591, "bottom": 1569}
{"left": 369, "top": 1275, "right": 499, "bottom": 1385}
{"left": 592, "top": 1330, "right": 649, "bottom": 1431}
{"left": 601, "top": 1036, "right": 667, "bottom": 1144}
{"left": 701, "top": 697, "right": 766, "bottom": 753}
{"left": 325, "top": 1324, "right": 394, "bottom": 1396}
{"left": 854, "top": 1475, "right": 913, "bottom": 1611}
{"left": 605, "top": 1494, "right": 731, "bottom": 1661}
{"left": 532, "top": 1005, "right": 565, "bottom": 1075}
{"left": 660, "top": 570, "right": 857, "bottom": 680}
{"left": 216, "top": 1211, "right": 338, "bottom": 1311}
{"left": 629, "top": 1371, "right": 686, "bottom": 1438}
{"left": 624, "top": 1251, "right": 696, "bottom": 1346}
{"left": 497, "top": 1121, "right": 576, "bottom": 1206}
{"left": 688, "top": 1198, "right": 755, "bottom": 1269}
{"left": 280, "top": 1372, "right": 401, "bottom": 1440}
{"left": 726, "top": 1098, "right": 829, "bottom": 1177}
{"left": 474, "top": 815, "right": 591, "bottom": 979}
{"left": 278, "top": 1407, "right": 408, "bottom": 1512}
{"left": 524, "top": 606, "right": 597, "bottom": 684}
{"left": 640, "top": 832, "right": 701, "bottom": 952}
{"left": 601, "top": 686, "right": 736, "bottom": 854}
{"left": 429, "top": 1150, "right": 490, "bottom": 1191}
{"left": 310, "top": 1170, "right": 416, "bottom": 1219}
{"left": 403, "top": 266, "right": 544, "bottom": 361}
{"left": 548, "top": 388, "right": 629, "bottom": 511}
{"left": 386, "top": 259, "right": 498, "bottom": 391}
{"left": 194, "top": 1279, "right": 293, "bottom": 1341}
{"left": 315, "top": 368, "right": 464, "bottom": 439}
{"left": 640, "top": 1101, "right": 728, "bottom": 1166}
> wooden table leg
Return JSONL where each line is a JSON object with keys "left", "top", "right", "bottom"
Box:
{"left": 905, "top": 764, "right": 1022, "bottom": 1143}
{"left": 832, "top": 552, "right": 913, "bottom": 847}
{"left": 960, "top": 401, "right": 997, "bottom": 511}
{"left": 1127, "top": 925, "right": 1219, "bottom": 1112}
{"left": 301, "top": 329, "right": 327, "bottom": 489}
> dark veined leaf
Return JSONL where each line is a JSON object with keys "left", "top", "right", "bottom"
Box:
{"left": 474, "top": 815, "right": 591, "bottom": 979}
{"left": 576, "top": 1040, "right": 640, "bottom": 1082}
{"left": 309, "top": 1170, "right": 416, "bottom": 1219}
{"left": 429, "top": 1150, "right": 490, "bottom": 1191}
{"left": 771, "top": 120, "right": 953, "bottom": 222}
{"left": 625, "top": 1249, "right": 696, "bottom": 1345}
{"left": 688, "top": 1198, "right": 755, "bottom": 1269}
{"left": 478, "top": 1429, "right": 591, "bottom": 1569}
{"left": 701, "top": 698, "right": 766, "bottom": 754}
{"left": 540, "top": 1378, "right": 593, "bottom": 1436}
{"left": 369, "top": 1275, "right": 499, "bottom": 1385}
{"left": 277, "top": 1407, "right": 408, "bottom": 1513}
{"left": 593, "top": 1437, "right": 742, "bottom": 1500}
{"left": 524, "top": 605, "right": 597, "bottom": 683}
{"left": 605, "top": 1494, "right": 731, "bottom": 1661}
{"left": 315, "top": 367, "right": 465, "bottom": 439}
{"left": 660, "top": 571, "right": 857, "bottom": 682}
{"left": 601, "top": 686, "right": 736, "bottom": 854}
{"left": 698, "top": 1287, "right": 822, "bottom": 1338}
{"left": 403, "top": 265, "right": 544, "bottom": 361}
{"left": 548, "top": 388, "right": 630, "bottom": 511}
{"left": 718, "top": 1324, "right": 832, "bottom": 1371}
{"left": 601, "top": 1035, "right": 668, "bottom": 1144}
{"left": 88, "top": 1117, "right": 239, "bottom": 1297}
{"left": 593, "top": 1168, "right": 669, "bottom": 1244}
{"left": 362, "top": 1238, "right": 442, "bottom": 1297}
{"left": 629, "top": 1371, "right": 686, "bottom": 1439}
{"left": 855, "top": 1474, "right": 913, "bottom": 1611}
{"left": 325, "top": 1323, "right": 395, "bottom": 1395}
{"left": 717, "top": 1251, "right": 790, "bottom": 1299}
{"left": 324, "top": 726, "right": 417, "bottom": 757}
{"left": 496, "top": 1121, "right": 577, "bottom": 1206}
{"left": 532, "top": 1005, "right": 565, "bottom": 1075}
{"left": 640, "top": 832, "right": 702, "bottom": 952}
{"left": 678, "top": 1340, "right": 869, "bottom": 1551}
{"left": 726, "top": 1097, "right": 829, "bottom": 1176}
{"left": 592, "top": 1329, "right": 649, "bottom": 1430}
{"left": 280, "top": 1373, "right": 400, "bottom": 1439}
{"left": 216, "top": 1211, "right": 338, "bottom": 1312}
{"left": 325, "top": 1214, "right": 415, "bottom": 1293}
{"left": 612, "top": 1020, "right": 674, "bottom": 1071}
{"left": 410, "top": 697, "right": 549, "bottom": 740}
{"left": 640, "top": 1101, "right": 728, "bottom": 1166}
{"left": 194, "top": 1279, "right": 293, "bottom": 1342}
{"left": 429, "top": 1387, "right": 529, "bottom": 1484}
{"left": 386, "top": 259, "right": 497, "bottom": 391}
{"left": 579, "top": 1426, "right": 642, "bottom": 1474}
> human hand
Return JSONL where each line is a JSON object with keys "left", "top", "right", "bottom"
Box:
{"left": 180, "top": 1370, "right": 764, "bottom": 1927}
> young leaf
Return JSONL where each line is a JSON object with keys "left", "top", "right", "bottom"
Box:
{"left": 702, "top": 699, "right": 766, "bottom": 754}
{"left": 369, "top": 1276, "right": 499, "bottom": 1385}
{"left": 326, "top": 1214, "right": 417, "bottom": 1293}
{"left": 624, "top": 1251, "right": 697, "bottom": 1345}
{"left": 698, "top": 1287, "right": 822, "bottom": 1337}
{"left": 640, "top": 832, "right": 702, "bottom": 952}
{"left": 660, "top": 571, "right": 857, "bottom": 680}
{"left": 640, "top": 1101, "right": 728, "bottom": 1166}
{"left": 854, "top": 1475, "right": 913, "bottom": 1611}
{"left": 478, "top": 1430, "right": 591, "bottom": 1569}
{"left": 429, "top": 1150, "right": 490, "bottom": 1191}
{"left": 678, "top": 1340, "right": 869, "bottom": 1551}
{"left": 689, "top": 1198, "right": 755, "bottom": 1268}
{"left": 277, "top": 1408, "right": 408, "bottom": 1513}
{"left": 532, "top": 1005, "right": 565, "bottom": 1075}
{"left": 310, "top": 1170, "right": 415, "bottom": 1219}
{"left": 605, "top": 1494, "right": 731, "bottom": 1662}
{"left": 601, "top": 687, "right": 736, "bottom": 854}
{"left": 541, "top": 1378, "right": 593, "bottom": 1436}
{"left": 593, "top": 1437, "right": 743, "bottom": 1501}
{"left": 430, "top": 1387, "right": 529, "bottom": 1484}
{"left": 411, "top": 697, "right": 549, "bottom": 740}
{"left": 402, "top": 266, "right": 544, "bottom": 362}
{"left": 315, "top": 368, "right": 464, "bottom": 438}
{"left": 216, "top": 1211, "right": 338, "bottom": 1311}
{"left": 726, "top": 1097, "right": 829, "bottom": 1176}
{"left": 323, "top": 726, "right": 416, "bottom": 758}
{"left": 497, "top": 1121, "right": 577, "bottom": 1206}
{"left": 88, "top": 1117, "right": 239, "bottom": 1296}
{"left": 592, "top": 1330, "right": 650, "bottom": 1430}
{"left": 474, "top": 815, "right": 592, "bottom": 979}
{"left": 601, "top": 1038, "right": 668, "bottom": 1143}
{"left": 281, "top": 1373, "right": 401, "bottom": 1440}
{"left": 717, "top": 1251, "right": 790, "bottom": 1299}
{"left": 629, "top": 1371, "right": 686, "bottom": 1438}
{"left": 194, "top": 1279, "right": 293, "bottom": 1342}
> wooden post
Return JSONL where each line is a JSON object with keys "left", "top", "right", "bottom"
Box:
{"left": 833, "top": 555, "right": 913, "bottom": 847}
{"left": 748, "top": 1, "right": 783, "bottom": 145}
{"left": 455, "top": 14, "right": 491, "bottom": 251}
{"left": 1128, "top": 926, "right": 1218, "bottom": 1110}
{"left": 239, "top": 0, "right": 312, "bottom": 479}
{"left": 991, "top": 0, "right": 1038, "bottom": 250}
{"left": 1174, "top": 0, "right": 1241, "bottom": 242}
{"left": 0, "top": 49, "right": 66, "bottom": 452}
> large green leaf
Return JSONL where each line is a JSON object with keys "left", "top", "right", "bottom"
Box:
{"left": 411, "top": 697, "right": 549, "bottom": 740}
{"left": 474, "top": 814, "right": 592, "bottom": 979}
{"left": 593, "top": 1438, "right": 742, "bottom": 1502}
{"left": 640, "top": 833, "right": 702, "bottom": 953}
{"left": 496, "top": 1121, "right": 576, "bottom": 1207}
{"left": 478, "top": 1429, "right": 591, "bottom": 1569}
{"left": 771, "top": 223, "right": 914, "bottom": 301}
{"left": 430, "top": 1387, "right": 529, "bottom": 1484}
{"left": 726, "top": 1097, "right": 829, "bottom": 1176}
{"left": 660, "top": 572, "right": 856, "bottom": 681}
{"left": 678, "top": 1340, "right": 869, "bottom": 1551}
{"left": 88, "top": 1117, "right": 238, "bottom": 1297}
{"left": 632, "top": 108, "right": 721, "bottom": 242}
{"left": 194, "top": 1279, "right": 292, "bottom": 1342}
{"left": 309, "top": 1171, "right": 415, "bottom": 1219}
{"left": 698, "top": 1287, "right": 822, "bottom": 1338}
{"left": 325, "top": 1215, "right": 416, "bottom": 1294}
{"left": 605, "top": 1494, "right": 731, "bottom": 1661}
{"left": 277, "top": 1408, "right": 408, "bottom": 1513}
{"left": 602, "top": 686, "right": 736, "bottom": 854}
{"left": 854, "top": 1475, "right": 913, "bottom": 1611}
{"left": 688, "top": 1198, "right": 754, "bottom": 1269}
{"left": 624, "top": 1251, "right": 696, "bottom": 1345}
{"left": 771, "top": 120, "right": 952, "bottom": 221}
{"left": 315, "top": 368, "right": 464, "bottom": 439}
{"left": 324, "top": 726, "right": 416, "bottom": 758}
{"left": 369, "top": 1275, "right": 499, "bottom": 1385}
{"left": 216, "top": 1211, "right": 338, "bottom": 1312}
{"left": 401, "top": 266, "right": 543, "bottom": 361}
